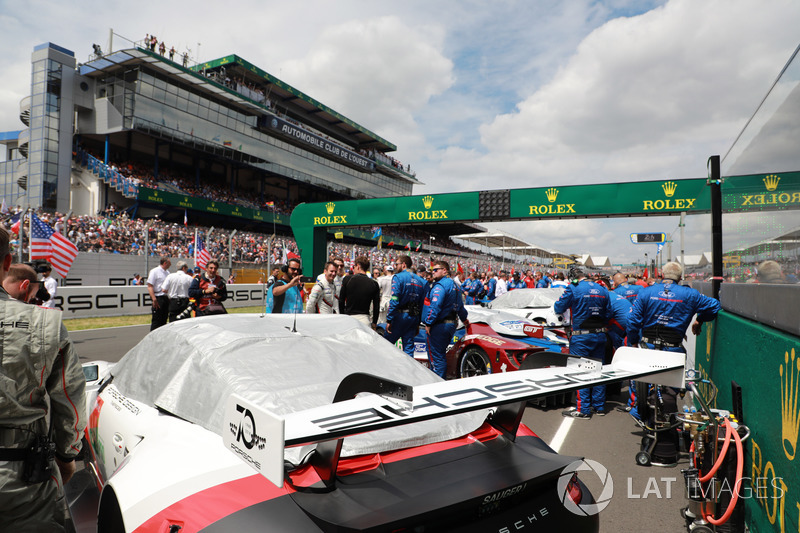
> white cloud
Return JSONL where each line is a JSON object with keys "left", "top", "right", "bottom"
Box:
{"left": 278, "top": 16, "right": 453, "bottom": 153}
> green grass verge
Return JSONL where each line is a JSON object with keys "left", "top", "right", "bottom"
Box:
{"left": 64, "top": 305, "right": 265, "bottom": 331}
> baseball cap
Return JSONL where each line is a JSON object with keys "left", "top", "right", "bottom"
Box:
{"left": 194, "top": 266, "right": 201, "bottom": 273}
{"left": 176, "top": 260, "right": 188, "bottom": 270}
{"left": 387, "top": 265, "right": 394, "bottom": 271}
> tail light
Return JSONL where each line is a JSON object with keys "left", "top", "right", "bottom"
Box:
{"left": 566, "top": 473, "right": 583, "bottom": 504}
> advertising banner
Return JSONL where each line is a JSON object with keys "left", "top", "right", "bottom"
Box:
{"left": 54, "top": 284, "right": 266, "bottom": 319}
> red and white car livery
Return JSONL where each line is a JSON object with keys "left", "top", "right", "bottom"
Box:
{"left": 72, "top": 314, "right": 685, "bottom": 532}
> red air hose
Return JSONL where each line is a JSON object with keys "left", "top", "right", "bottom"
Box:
{"left": 703, "top": 419, "right": 745, "bottom": 526}
{"left": 698, "top": 418, "right": 732, "bottom": 483}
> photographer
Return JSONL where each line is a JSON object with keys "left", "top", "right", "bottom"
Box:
{"left": 188, "top": 260, "right": 228, "bottom": 316}
{"left": 3, "top": 263, "right": 45, "bottom": 303}
{"left": 267, "top": 258, "right": 304, "bottom": 313}
{"left": 0, "top": 228, "right": 86, "bottom": 531}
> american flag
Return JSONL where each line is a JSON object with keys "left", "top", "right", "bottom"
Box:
{"left": 196, "top": 235, "right": 212, "bottom": 269}
{"left": 30, "top": 214, "right": 78, "bottom": 277}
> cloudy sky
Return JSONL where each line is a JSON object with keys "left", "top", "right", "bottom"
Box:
{"left": 1, "top": 0, "right": 798, "bottom": 265}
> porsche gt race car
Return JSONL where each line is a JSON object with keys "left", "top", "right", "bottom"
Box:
{"left": 72, "top": 314, "right": 685, "bottom": 532}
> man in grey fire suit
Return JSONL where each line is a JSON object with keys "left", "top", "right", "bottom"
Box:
{"left": 0, "top": 227, "right": 86, "bottom": 532}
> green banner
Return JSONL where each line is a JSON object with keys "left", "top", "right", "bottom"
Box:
{"left": 722, "top": 171, "right": 800, "bottom": 212}
{"left": 295, "top": 192, "right": 480, "bottom": 228}
{"left": 698, "top": 312, "right": 800, "bottom": 533}
{"left": 137, "top": 187, "right": 288, "bottom": 225}
{"left": 511, "top": 178, "right": 710, "bottom": 218}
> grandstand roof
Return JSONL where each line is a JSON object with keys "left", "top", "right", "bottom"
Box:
{"left": 727, "top": 225, "right": 800, "bottom": 257}
{"left": 195, "top": 54, "right": 396, "bottom": 153}
{"left": 79, "top": 48, "right": 397, "bottom": 154}
{"left": 451, "top": 231, "right": 571, "bottom": 260}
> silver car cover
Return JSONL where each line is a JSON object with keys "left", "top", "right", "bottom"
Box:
{"left": 110, "top": 314, "right": 487, "bottom": 462}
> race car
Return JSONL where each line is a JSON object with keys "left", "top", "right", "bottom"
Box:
{"left": 381, "top": 305, "right": 569, "bottom": 372}
{"left": 488, "top": 287, "right": 570, "bottom": 327}
{"left": 70, "top": 314, "right": 686, "bottom": 532}
{"left": 444, "top": 306, "right": 570, "bottom": 379}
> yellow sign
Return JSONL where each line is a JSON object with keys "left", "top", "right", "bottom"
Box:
{"left": 723, "top": 255, "right": 741, "bottom": 267}
{"left": 642, "top": 180, "right": 698, "bottom": 211}
{"left": 529, "top": 187, "right": 576, "bottom": 215}
{"left": 736, "top": 174, "right": 800, "bottom": 208}
{"left": 314, "top": 202, "right": 347, "bottom": 225}
{"left": 408, "top": 195, "right": 448, "bottom": 221}
{"left": 781, "top": 348, "right": 799, "bottom": 461}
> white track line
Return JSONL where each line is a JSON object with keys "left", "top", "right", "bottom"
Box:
{"left": 549, "top": 416, "right": 574, "bottom": 453}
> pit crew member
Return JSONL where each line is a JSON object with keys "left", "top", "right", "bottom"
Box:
{"left": 384, "top": 255, "right": 426, "bottom": 356}
{"left": 555, "top": 267, "right": 611, "bottom": 419}
{"left": 423, "top": 261, "right": 469, "bottom": 378}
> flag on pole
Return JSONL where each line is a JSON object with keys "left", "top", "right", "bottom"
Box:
{"left": 280, "top": 244, "right": 288, "bottom": 265}
{"left": 30, "top": 214, "right": 78, "bottom": 277}
{"left": 416, "top": 242, "right": 421, "bottom": 251}
{"left": 0, "top": 199, "right": 7, "bottom": 214}
{"left": 405, "top": 241, "right": 411, "bottom": 250}
{"left": 265, "top": 201, "right": 275, "bottom": 208}
{"left": 372, "top": 226, "right": 382, "bottom": 239}
{"left": 334, "top": 231, "right": 344, "bottom": 240}
{"left": 196, "top": 235, "right": 212, "bottom": 269}
{"left": 9, "top": 213, "right": 20, "bottom": 234}
{"left": 184, "top": 209, "right": 188, "bottom": 226}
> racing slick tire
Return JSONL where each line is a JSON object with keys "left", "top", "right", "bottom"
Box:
{"left": 459, "top": 347, "right": 491, "bottom": 378}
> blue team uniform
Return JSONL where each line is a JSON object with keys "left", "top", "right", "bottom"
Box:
{"left": 626, "top": 280, "right": 720, "bottom": 455}
{"left": 607, "top": 292, "right": 632, "bottom": 352}
{"left": 613, "top": 283, "right": 641, "bottom": 303}
{"left": 423, "top": 277, "right": 469, "bottom": 378}
{"left": 507, "top": 279, "right": 526, "bottom": 291}
{"left": 462, "top": 277, "right": 481, "bottom": 305}
{"left": 627, "top": 281, "right": 720, "bottom": 351}
{"left": 554, "top": 280, "right": 611, "bottom": 415}
{"left": 384, "top": 269, "right": 426, "bottom": 357}
{"left": 486, "top": 277, "right": 497, "bottom": 301}
{"left": 536, "top": 276, "right": 551, "bottom": 288}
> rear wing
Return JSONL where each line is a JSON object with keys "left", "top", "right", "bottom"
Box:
{"left": 223, "top": 347, "right": 685, "bottom": 488}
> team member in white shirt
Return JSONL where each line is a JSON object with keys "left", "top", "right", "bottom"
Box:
{"left": 161, "top": 260, "right": 194, "bottom": 322}
{"left": 41, "top": 263, "right": 57, "bottom": 308}
{"left": 146, "top": 256, "right": 171, "bottom": 330}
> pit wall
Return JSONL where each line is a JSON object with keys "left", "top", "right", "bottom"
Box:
{"left": 697, "top": 310, "right": 800, "bottom": 533}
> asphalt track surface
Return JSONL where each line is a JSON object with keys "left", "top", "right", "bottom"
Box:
{"left": 70, "top": 324, "right": 692, "bottom": 532}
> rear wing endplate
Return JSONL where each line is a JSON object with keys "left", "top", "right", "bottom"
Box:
{"left": 223, "top": 346, "right": 685, "bottom": 488}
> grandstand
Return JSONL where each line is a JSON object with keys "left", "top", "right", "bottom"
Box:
{"left": 1, "top": 40, "right": 427, "bottom": 220}
{"left": 0, "top": 39, "right": 570, "bottom": 279}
